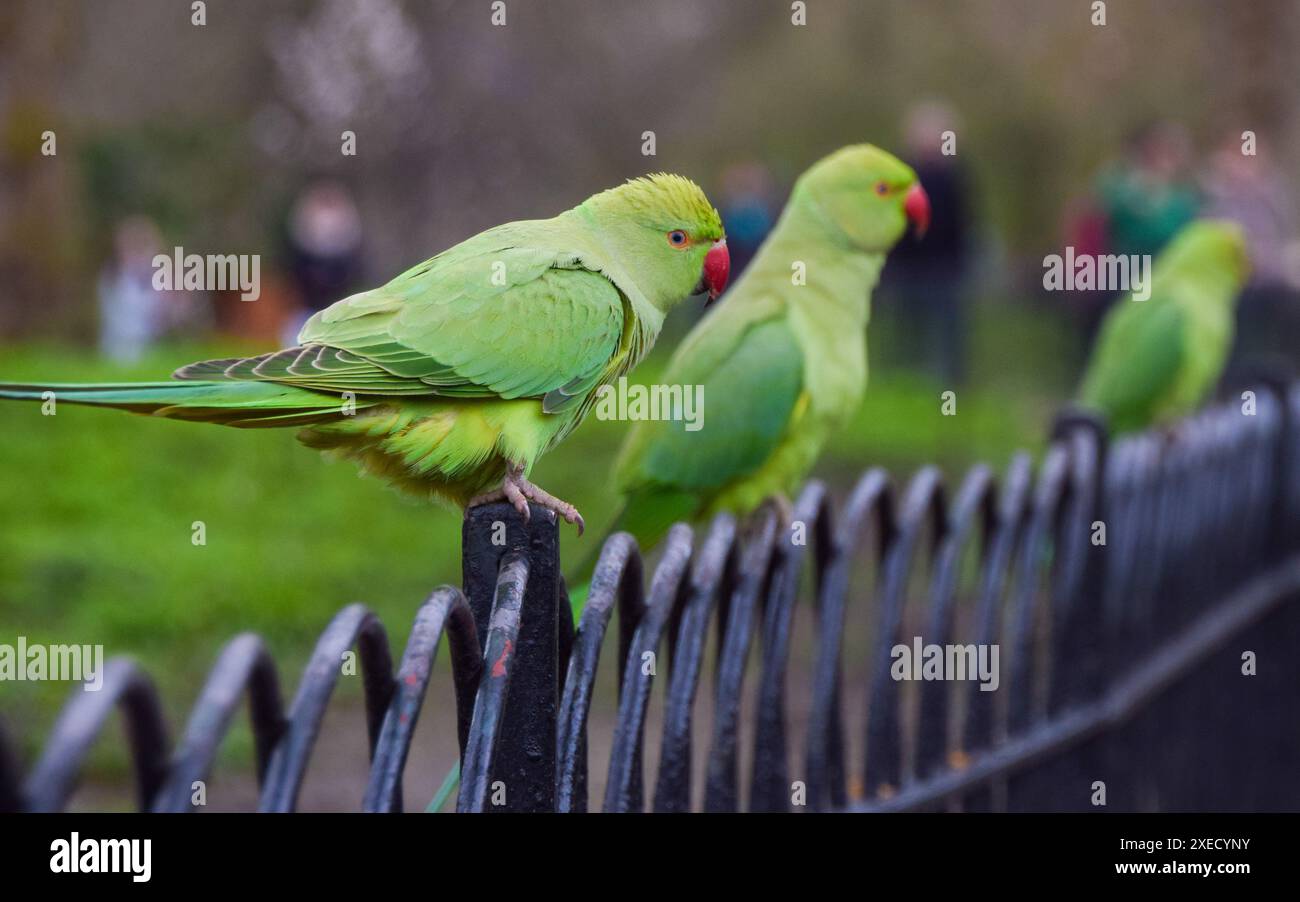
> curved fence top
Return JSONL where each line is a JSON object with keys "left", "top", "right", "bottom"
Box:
{"left": 3, "top": 382, "right": 1299, "bottom": 813}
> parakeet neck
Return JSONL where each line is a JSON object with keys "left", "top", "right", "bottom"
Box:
{"left": 742, "top": 200, "right": 885, "bottom": 327}
{"left": 566, "top": 205, "right": 670, "bottom": 321}
{"left": 562, "top": 205, "right": 667, "bottom": 334}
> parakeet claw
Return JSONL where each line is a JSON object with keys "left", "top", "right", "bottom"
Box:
{"left": 465, "top": 484, "right": 531, "bottom": 522}
{"left": 761, "top": 493, "right": 794, "bottom": 526}
{"left": 502, "top": 476, "right": 531, "bottom": 523}
{"left": 468, "top": 467, "right": 584, "bottom": 534}
{"left": 515, "top": 476, "right": 585, "bottom": 535}
{"left": 466, "top": 486, "right": 516, "bottom": 516}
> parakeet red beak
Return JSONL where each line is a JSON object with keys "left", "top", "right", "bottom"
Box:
{"left": 905, "top": 183, "right": 930, "bottom": 238}
{"left": 699, "top": 239, "right": 729, "bottom": 306}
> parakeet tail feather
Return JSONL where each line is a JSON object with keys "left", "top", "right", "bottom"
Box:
{"left": 0, "top": 380, "right": 370, "bottom": 428}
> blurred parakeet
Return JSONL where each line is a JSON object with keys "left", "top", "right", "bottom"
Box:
{"left": 1077, "top": 220, "right": 1249, "bottom": 434}
{"left": 580, "top": 145, "right": 928, "bottom": 585}
{"left": 0, "top": 174, "right": 729, "bottom": 529}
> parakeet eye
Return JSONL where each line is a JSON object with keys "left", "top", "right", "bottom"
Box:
{"left": 668, "top": 229, "right": 689, "bottom": 247}
{"left": 875, "top": 181, "right": 889, "bottom": 196}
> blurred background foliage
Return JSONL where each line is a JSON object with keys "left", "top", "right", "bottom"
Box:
{"left": 1, "top": 0, "right": 1298, "bottom": 791}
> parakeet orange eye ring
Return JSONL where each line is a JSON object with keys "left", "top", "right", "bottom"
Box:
{"left": 875, "top": 181, "right": 889, "bottom": 196}
{"left": 667, "top": 229, "right": 690, "bottom": 247}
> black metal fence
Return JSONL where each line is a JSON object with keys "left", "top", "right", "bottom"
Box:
{"left": 3, "top": 382, "right": 1299, "bottom": 812}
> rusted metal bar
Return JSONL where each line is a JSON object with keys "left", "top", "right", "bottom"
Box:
{"left": 363, "top": 586, "right": 479, "bottom": 813}
{"left": 458, "top": 552, "right": 529, "bottom": 812}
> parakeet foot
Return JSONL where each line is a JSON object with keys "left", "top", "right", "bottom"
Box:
{"left": 467, "top": 487, "right": 507, "bottom": 508}
{"left": 743, "top": 494, "right": 793, "bottom": 544}
{"left": 467, "top": 467, "right": 585, "bottom": 534}
{"left": 516, "top": 478, "right": 585, "bottom": 535}
{"left": 762, "top": 493, "right": 794, "bottom": 526}
{"left": 466, "top": 481, "right": 531, "bottom": 522}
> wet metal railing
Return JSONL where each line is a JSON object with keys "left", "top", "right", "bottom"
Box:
{"left": 3, "top": 381, "right": 1298, "bottom": 812}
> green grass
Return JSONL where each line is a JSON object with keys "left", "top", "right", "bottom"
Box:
{"left": 0, "top": 301, "right": 1076, "bottom": 777}
{"left": 0, "top": 343, "right": 465, "bottom": 773}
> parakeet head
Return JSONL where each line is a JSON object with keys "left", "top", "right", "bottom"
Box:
{"left": 1155, "top": 219, "right": 1251, "bottom": 298}
{"left": 792, "top": 144, "right": 930, "bottom": 252}
{"left": 583, "top": 173, "right": 728, "bottom": 311}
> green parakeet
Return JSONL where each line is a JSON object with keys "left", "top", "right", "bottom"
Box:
{"left": 575, "top": 144, "right": 928, "bottom": 593}
{"left": 1077, "top": 220, "right": 1250, "bottom": 434}
{"left": 0, "top": 174, "right": 729, "bottom": 529}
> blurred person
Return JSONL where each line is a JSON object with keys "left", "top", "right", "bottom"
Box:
{"left": 1060, "top": 195, "right": 1113, "bottom": 345}
{"left": 1076, "top": 123, "right": 1200, "bottom": 360}
{"left": 281, "top": 180, "right": 364, "bottom": 344}
{"left": 98, "top": 216, "right": 208, "bottom": 362}
{"left": 1202, "top": 134, "right": 1300, "bottom": 372}
{"left": 882, "top": 100, "right": 973, "bottom": 385}
{"left": 1096, "top": 122, "right": 1200, "bottom": 261}
{"left": 717, "top": 160, "right": 777, "bottom": 279}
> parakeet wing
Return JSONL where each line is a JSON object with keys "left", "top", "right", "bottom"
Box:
{"left": 182, "top": 243, "right": 625, "bottom": 407}
{"left": 1079, "top": 300, "right": 1186, "bottom": 429}
{"left": 617, "top": 315, "right": 804, "bottom": 492}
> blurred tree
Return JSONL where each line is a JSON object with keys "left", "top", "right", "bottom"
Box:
{"left": 0, "top": 0, "right": 1297, "bottom": 339}
{"left": 0, "top": 1, "right": 89, "bottom": 338}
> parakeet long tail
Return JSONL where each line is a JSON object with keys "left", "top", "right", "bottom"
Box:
{"left": 0, "top": 380, "right": 370, "bottom": 428}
